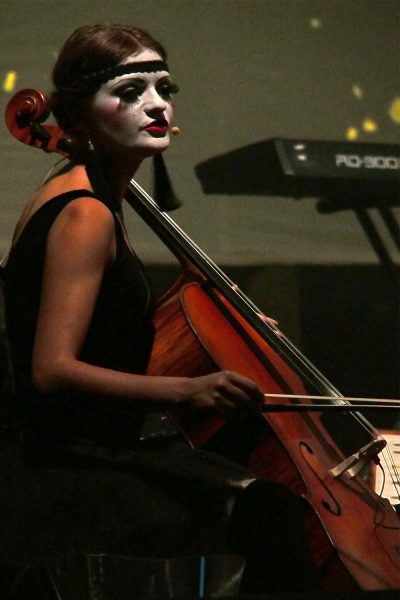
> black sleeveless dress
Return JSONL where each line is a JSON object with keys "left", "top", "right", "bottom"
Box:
{"left": 5, "top": 190, "right": 155, "bottom": 456}
{"left": 0, "top": 190, "right": 255, "bottom": 564}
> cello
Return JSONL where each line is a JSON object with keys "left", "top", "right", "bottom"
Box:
{"left": 5, "top": 89, "right": 400, "bottom": 592}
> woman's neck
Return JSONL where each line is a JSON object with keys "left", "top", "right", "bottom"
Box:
{"left": 105, "top": 156, "right": 143, "bottom": 202}
{"left": 88, "top": 151, "right": 146, "bottom": 205}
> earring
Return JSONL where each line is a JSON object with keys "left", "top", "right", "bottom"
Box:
{"left": 84, "top": 133, "right": 100, "bottom": 168}
{"left": 87, "top": 134, "right": 95, "bottom": 154}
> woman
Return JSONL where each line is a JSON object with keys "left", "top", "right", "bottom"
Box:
{"left": 2, "top": 24, "right": 318, "bottom": 595}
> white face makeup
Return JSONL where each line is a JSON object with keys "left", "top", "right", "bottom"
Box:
{"left": 88, "top": 49, "right": 176, "bottom": 157}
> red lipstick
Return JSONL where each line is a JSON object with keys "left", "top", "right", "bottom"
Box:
{"left": 143, "top": 119, "right": 168, "bottom": 134}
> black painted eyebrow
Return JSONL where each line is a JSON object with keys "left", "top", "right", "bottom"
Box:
{"left": 109, "top": 74, "right": 173, "bottom": 89}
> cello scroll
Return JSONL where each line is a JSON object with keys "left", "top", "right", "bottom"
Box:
{"left": 5, "top": 88, "right": 74, "bottom": 156}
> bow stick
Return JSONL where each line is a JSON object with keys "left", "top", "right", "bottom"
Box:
{"left": 261, "top": 393, "right": 400, "bottom": 413}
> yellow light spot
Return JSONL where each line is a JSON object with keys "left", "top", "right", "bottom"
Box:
{"left": 3, "top": 70, "right": 17, "bottom": 92}
{"left": 363, "top": 118, "right": 378, "bottom": 133}
{"left": 388, "top": 97, "right": 400, "bottom": 124}
{"left": 310, "top": 17, "right": 322, "bottom": 29}
{"left": 352, "top": 84, "right": 363, "bottom": 99}
{"left": 346, "top": 127, "right": 359, "bottom": 141}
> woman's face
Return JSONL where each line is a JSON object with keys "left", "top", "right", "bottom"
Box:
{"left": 88, "top": 49, "right": 175, "bottom": 158}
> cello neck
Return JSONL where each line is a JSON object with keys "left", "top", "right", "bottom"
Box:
{"left": 125, "top": 178, "right": 340, "bottom": 398}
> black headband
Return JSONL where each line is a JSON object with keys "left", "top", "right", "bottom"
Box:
{"left": 69, "top": 60, "right": 170, "bottom": 90}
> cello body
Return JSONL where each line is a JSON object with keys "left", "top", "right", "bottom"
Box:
{"left": 147, "top": 277, "right": 400, "bottom": 591}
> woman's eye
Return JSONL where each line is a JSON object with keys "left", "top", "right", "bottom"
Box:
{"left": 158, "top": 82, "right": 180, "bottom": 100}
{"left": 117, "top": 87, "right": 141, "bottom": 103}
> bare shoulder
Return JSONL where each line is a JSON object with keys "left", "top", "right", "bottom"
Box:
{"left": 47, "top": 197, "right": 117, "bottom": 269}
{"left": 51, "top": 196, "right": 115, "bottom": 243}
{"left": 60, "top": 195, "right": 114, "bottom": 223}
{"left": 14, "top": 163, "right": 99, "bottom": 240}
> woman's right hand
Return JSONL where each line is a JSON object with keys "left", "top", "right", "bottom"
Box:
{"left": 178, "top": 370, "right": 264, "bottom": 417}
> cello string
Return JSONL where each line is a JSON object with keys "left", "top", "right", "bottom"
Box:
{"left": 127, "top": 180, "right": 400, "bottom": 507}
{"left": 373, "top": 445, "right": 400, "bottom": 506}
{"left": 264, "top": 397, "right": 399, "bottom": 493}
{"left": 128, "top": 180, "right": 344, "bottom": 394}
{"left": 263, "top": 394, "right": 399, "bottom": 498}
{"left": 263, "top": 395, "right": 398, "bottom": 490}
{"left": 379, "top": 439, "right": 400, "bottom": 503}
{"left": 127, "top": 179, "right": 382, "bottom": 438}
{"left": 127, "top": 179, "right": 385, "bottom": 443}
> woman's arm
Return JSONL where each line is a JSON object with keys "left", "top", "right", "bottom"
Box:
{"left": 32, "top": 197, "right": 263, "bottom": 416}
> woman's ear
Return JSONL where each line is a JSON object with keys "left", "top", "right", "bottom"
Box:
{"left": 65, "top": 99, "right": 93, "bottom": 134}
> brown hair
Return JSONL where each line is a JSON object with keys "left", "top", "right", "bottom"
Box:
{"left": 51, "top": 24, "right": 167, "bottom": 133}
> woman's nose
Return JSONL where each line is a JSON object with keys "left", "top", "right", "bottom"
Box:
{"left": 144, "top": 87, "right": 168, "bottom": 112}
